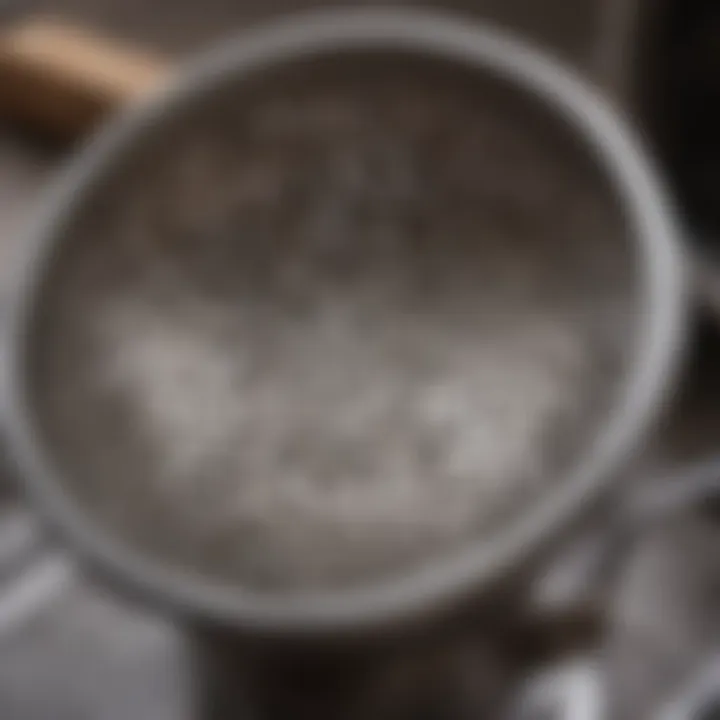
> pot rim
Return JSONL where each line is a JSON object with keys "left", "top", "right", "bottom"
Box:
{"left": 2, "top": 7, "right": 688, "bottom": 637}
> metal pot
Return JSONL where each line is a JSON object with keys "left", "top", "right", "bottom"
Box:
{"left": 0, "top": 8, "right": 687, "bottom": 716}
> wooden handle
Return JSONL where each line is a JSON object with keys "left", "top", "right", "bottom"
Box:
{"left": 0, "top": 18, "right": 170, "bottom": 137}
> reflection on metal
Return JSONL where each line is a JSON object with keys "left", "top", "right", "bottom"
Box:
{"left": 657, "top": 657, "right": 720, "bottom": 720}
{"left": 0, "top": 505, "right": 74, "bottom": 638}
{"left": 509, "top": 659, "right": 603, "bottom": 720}
{"left": 0, "top": 551, "right": 73, "bottom": 638}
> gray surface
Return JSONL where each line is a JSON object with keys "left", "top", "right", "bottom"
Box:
{"left": 0, "top": 557, "right": 191, "bottom": 720}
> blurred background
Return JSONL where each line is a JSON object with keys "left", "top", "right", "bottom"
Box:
{"left": 0, "top": 0, "right": 718, "bottom": 718}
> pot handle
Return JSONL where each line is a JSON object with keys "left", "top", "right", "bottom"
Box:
{"left": 0, "top": 17, "right": 167, "bottom": 137}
